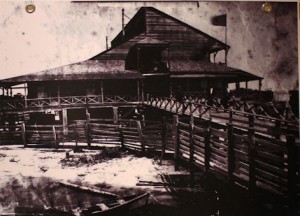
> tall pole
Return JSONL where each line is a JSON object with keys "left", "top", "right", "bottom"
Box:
{"left": 122, "top": 9, "right": 125, "bottom": 38}
{"left": 225, "top": 15, "right": 228, "bottom": 65}
{"left": 106, "top": 36, "right": 108, "bottom": 50}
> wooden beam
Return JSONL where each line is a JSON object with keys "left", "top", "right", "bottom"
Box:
{"left": 113, "top": 107, "right": 118, "bottom": 124}
{"left": 137, "top": 47, "right": 140, "bottom": 71}
{"left": 62, "top": 108, "right": 68, "bottom": 136}
{"left": 173, "top": 115, "right": 179, "bottom": 170}
{"left": 189, "top": 115, "right": 195, "bottom": 186}
{"left": 141, "top": 80, "right": 144, "bottom": 103}
{"left": 21, "top": 123, "right": 27, "bottom": 147}
{"left": 137, "top": 80, "right": 140, "bottom": 102}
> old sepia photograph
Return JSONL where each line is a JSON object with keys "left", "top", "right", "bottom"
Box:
{"left": 0, "top": 1, "right": 298, "bottom": 215}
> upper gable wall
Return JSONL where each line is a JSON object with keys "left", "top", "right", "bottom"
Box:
{"left": 145, "top": 8, "right": 226, "bottom": 60}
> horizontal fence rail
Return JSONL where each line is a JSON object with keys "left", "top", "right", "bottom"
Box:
{"left": 0, "top": 117, "right": 174, "bottom": 154}
{"left": 173, "top": 115, "right": 300, "bottom": 215}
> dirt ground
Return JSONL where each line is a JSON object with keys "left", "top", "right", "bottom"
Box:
{"left": 0, "top": 145, "right": 190, "bottom": 214}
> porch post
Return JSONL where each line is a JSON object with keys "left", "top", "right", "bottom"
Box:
{"left": 62, "top": 108, "right": 68, "bottom": 136}
{"left": 141, "top": 79, "right": 144, "bottom": 103}
{"left": 137, "top": 47, "right": 141, "bottom": 71}
{"left": 137, "top": 80, "right": 140, "bottom": 102}
{"left": 225, "top": 48, "right": 229, "bottom": 66}
{"left": 235, "top": 82, "right": 240, "bottom": 97}
{"left": 170, "top": 80, "right": 173, "bottom": 97}
{"left": 213, "top": 52, "right": 217, "bottom": 63}
{"left": 24, "top": 84, "right": 28, "bottom": 108}
{"left": 245, "top": 81, "right": 248, "bottom": 90}
{"left": 57, "top": 85, "right": 60, "bottom": 106}
{"left": 167, "top": 47, "right": 170, "bottom": 69}
{"left": 113, "top": 107, "right": 118, "bottom": 124}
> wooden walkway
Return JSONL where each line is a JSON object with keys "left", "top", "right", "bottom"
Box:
{"left": 145, "top": 96, "right": 300, "bottom": 215}
{"left": 145, "top": 97, "right": 299, "bottom": 140}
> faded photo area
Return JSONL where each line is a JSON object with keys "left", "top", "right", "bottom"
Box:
{"left": 0, "top": 1, "right": 298, "bottom": 216}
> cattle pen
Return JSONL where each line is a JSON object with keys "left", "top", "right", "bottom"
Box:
{"left": 0, "top": 95, "right": 299, "bottom": 215}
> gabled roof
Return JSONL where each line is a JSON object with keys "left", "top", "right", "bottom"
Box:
{"left": 111, "top": 7, "right": 229, "bottom": 50}
{"left": 91, "top": 7, "right": 229, "bottom": 61}
{"left": 0, "top": 60, "right": 143, "bottom": 86}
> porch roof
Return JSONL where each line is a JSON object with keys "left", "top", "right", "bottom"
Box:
{"left": 169, "top": 60, "right": 262, "bottom": 83}
{"left": 0, "top": 60, "right": 143, "bottom": 86}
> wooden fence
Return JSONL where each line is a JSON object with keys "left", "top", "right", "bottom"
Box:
{"left": 0, "top": 117, "right": 173, "bottom": 153}
{"left": 173, "top": 114, "right": 300, "bottom": 215}
{"left": 147, "top": 97, "right": 299, "bottom": 139}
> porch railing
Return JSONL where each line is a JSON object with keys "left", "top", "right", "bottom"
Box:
{"left": 0, "top": 95, "right": 140, "bottom": 110}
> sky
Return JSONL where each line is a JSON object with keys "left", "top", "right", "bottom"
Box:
{"left": 0, "top": 1, "right": 298, "bottom": 97}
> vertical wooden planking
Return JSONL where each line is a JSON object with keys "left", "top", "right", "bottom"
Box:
{"left": 227, "top": 124, "right": 234, "bottom": 182}
{"left": 189, "top": 115, "right": 195, "bottom": 186}
{"left": 21, "top": 122, "right": 27, "bottom": 147}
{"left": 137, "top": 120, "right": 145, "bottom": 153}
{"left": 287, "top": 135, "right": 296, "bottom": 216}
{"left": 173, "top": 115, "right": 179, "bottom": 171}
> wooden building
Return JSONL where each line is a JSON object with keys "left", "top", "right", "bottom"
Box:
{"left": 0, "top": 7, "right": 262, "bottom": 125}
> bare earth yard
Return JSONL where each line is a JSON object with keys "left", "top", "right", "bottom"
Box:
{"left": 0, "top": 145, "right": 188, "bottom": 214}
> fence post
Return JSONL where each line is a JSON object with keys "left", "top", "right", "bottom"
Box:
{"left": 85, "top": 113, "right": 91, "bottom": 148}
{"left": 113, "top": 107, "right": 119, "bottom": 124}
{"left": 160, "top": 117, "right": 167, "bottom": 165}
{"left": 137, "top": 120, "right": 145, "bottom": 153}
{"left": 21, "top": 123, "right": 27, "bottom": 147}
{"left": 173, "top": 115, "right": 179, "bottom": 171}
{"left": 52, "top": 126, "right": 58, "bottom": 149}
{"left": 73, "top": 124, "right": 78, "bottom": 149}
{"left": 248, "top": 115, "right": 256, "bottom": 199}
{"left": 204, "top": 122, "right": 211, "bottom": 173}
{"left": 275, "top": 120, "right": 281, "bottom": 139}
{"left": 229, "top": 110, "right": 233, "bottom": 123}
{"left": 189, "top": 115, "right": 195, "bottom": 186}
{"left": 119, "top": 124, "right": 124, "bottom": 149}
{"left": 227, "top": 124, "right": 234, "bottom": 183}
{"left": 287, "top": 135, "right": 296, "bottom": 216}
